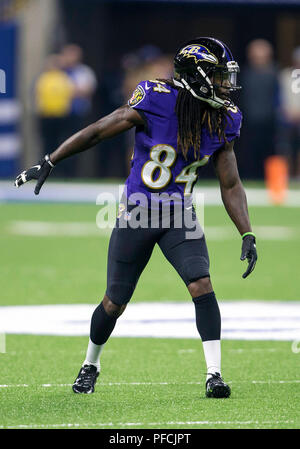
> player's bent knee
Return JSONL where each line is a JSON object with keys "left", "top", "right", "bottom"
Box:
{"left": 182, "top": 255, "right": 210, "bottom": 285}
{"left": 102, "top": 295, "right": 127, "bottom": 318}
{"left": 106, "top": 281, "right": 135, "bottom": 308}
{"left": 188, "top": 277, "right": 213, "bottom": 298}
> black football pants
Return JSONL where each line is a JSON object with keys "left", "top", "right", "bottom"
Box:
{"left": 105, "top": 203, "right": 210, "bottom": 305}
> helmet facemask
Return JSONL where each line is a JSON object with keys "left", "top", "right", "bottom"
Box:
{"left": 174, "top": 60, "right": 240, "bottom": 109}
{"left": 209, "top": 61, "right": 241, "bottom": 107}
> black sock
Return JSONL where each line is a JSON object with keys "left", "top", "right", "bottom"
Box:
{"left": 192, "top": 291, "right": 221, "bottom": 341}
{"left": 90, "top": 302, "right": 117, "bottom": 345}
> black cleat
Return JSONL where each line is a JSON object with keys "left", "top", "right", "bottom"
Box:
{"left": 205, "top": 373, "right": 231, "bottom": 398}
{"left": 72, "top": 364, "right": 99, "bottom": 394}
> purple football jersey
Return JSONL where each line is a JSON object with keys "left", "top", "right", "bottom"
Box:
{"left": 124, "top": 79, "right": 242, "bottom": 208}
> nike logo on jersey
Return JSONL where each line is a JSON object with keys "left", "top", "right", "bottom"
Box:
{"left": 33, "top": 165, "right": 41, "bottom": 171}
{"left": 145, "top": 82, "right": 151, "bottom": 90}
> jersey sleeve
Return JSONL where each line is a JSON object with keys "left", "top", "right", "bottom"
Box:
{"left": 225, "top": 106, "right": 243, "bottom": 142}
{"left": 128, "top": 80, "right": 171, "bottom": 117}
{"left": 128, "top": 81, "right": 151, "bottom": 112}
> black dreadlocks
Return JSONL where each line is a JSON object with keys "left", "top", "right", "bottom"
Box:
{"left": 160, "top": 79, "right": 233, "bottom": 160}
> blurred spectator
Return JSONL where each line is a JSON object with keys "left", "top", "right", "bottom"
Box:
{"left": 59, "top": 44, "right": 98, "bottom": 176}
{"left": 277, "top": 46, "right": 300, "bottom": 179}
{"left": 122, "top": 45, "right": 173, "bottom": 99}
{"left": 122, "top": 45, "right": 173, "bottom": 173}
{"left": 240, "top": 39, "right": 280, "bottom": 179}
{"left": 35, "top": 54, "right": 73, "bottom": 158}
{"left": 60, "top": 44, "right": 97, "bottom": 122}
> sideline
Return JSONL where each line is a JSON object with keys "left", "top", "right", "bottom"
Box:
{"left": 0, "top": 301, "right": 299, "bottom": 340}
{"left": 2, "top": 181, "right": 300, "bottom": 206}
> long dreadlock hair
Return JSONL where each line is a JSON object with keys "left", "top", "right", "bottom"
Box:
{"left": 159, "top": 79, "right": 233, "bottom": 160}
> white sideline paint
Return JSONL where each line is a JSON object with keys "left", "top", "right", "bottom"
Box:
{"left": 8, "top": 221, "right": 298, "bottom": 240}
{"left": 0, "top": 301, "right": 300, "bottom": 340}
{"left": 1, "top": 180, "right": 300, "bottom": 206}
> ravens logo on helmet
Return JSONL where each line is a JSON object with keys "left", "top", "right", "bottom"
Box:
{"left": 174, "top": 37, "right": 241, "bottom": 109}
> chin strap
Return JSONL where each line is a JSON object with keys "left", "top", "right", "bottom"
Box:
{"left": 173, "top": 77, "right": 231, "bottom": 109}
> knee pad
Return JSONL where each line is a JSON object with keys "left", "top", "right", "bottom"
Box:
{"left": 183, "top": 256, "right": 210, "bottom": 284}
{"left": 106, "top": 281, "right": 135, "bottom": 306}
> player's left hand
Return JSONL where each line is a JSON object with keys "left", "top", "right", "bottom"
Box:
{"left": 240, "top": 234, "right": 257, "bottom": 279}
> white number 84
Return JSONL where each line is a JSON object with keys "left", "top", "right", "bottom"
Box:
{"left": 141, "top": 144, "right": 210, "bottom": 195}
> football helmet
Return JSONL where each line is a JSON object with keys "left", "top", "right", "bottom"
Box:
{"left": 173, "top": 37, "right": 241, "bottom": 109}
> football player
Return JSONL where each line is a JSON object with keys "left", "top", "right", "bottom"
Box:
{"left": 15, "top": 37, "right": 257, "bottom": 398}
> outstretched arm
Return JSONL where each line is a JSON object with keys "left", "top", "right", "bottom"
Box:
{"left": 50, "top": 105, "right": 144, "bottom": 164}
{"left": 14, "top": 105, "right": 144, "bottom": 193}
{"left": 212, "top": 140, "right": 257, "bottom": 278}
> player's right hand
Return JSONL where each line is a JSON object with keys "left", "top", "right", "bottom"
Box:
{"left": 14, "top": 154, "right": 55, "bottom": 195}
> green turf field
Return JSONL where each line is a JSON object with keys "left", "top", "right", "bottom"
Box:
{"left": 0, "top": 201, "right": 299, "bottom": 429}
{"left": 1, "top": 202, "right": 299, "bottom": 304}
{"left": 1, "top": 337, "right": 299, "bottom": 429}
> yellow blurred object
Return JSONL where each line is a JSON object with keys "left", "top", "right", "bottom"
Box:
{"left": 35, "top": 70, "right": 74, "bottom": 117}
{"left": 0, "top": 0, "right": 29, "bottom": 21}
{"left": 264, "top": 155, "right": 289, "bottom": 205}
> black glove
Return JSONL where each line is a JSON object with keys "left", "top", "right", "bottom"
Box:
{"left": 14, "top": 154, "right": 55, "bottom": 195}
{"left": 240, "top": 233, "right": 257, "bottom": 279}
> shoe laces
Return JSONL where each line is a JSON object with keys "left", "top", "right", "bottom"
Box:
{"left": 206, "top": 372, "right": 224, "bottom": 386}
{"left": 78, "top": 365, "right": 98, "bottom": 386}
{"left": 207, "top": 372, "right": 221, "bottom": 379}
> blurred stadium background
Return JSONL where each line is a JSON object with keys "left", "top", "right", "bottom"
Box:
{"left": 0, "top": 0, "right": 300, "bottom": 430}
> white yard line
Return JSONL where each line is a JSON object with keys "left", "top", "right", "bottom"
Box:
{"left": 7, "top": 221, "right": 299, "bottom": 240}
{"left": 0, "top": 420, "right": 295, "bottom": 429}
{"left": 229, "top": 348, "right": 278, "bottom": 353}
{"left": 8, "top": 221, "right": 110, "bottom": 237}
{"left": 1, "top": 380, "right": 299, "bottom": 388}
